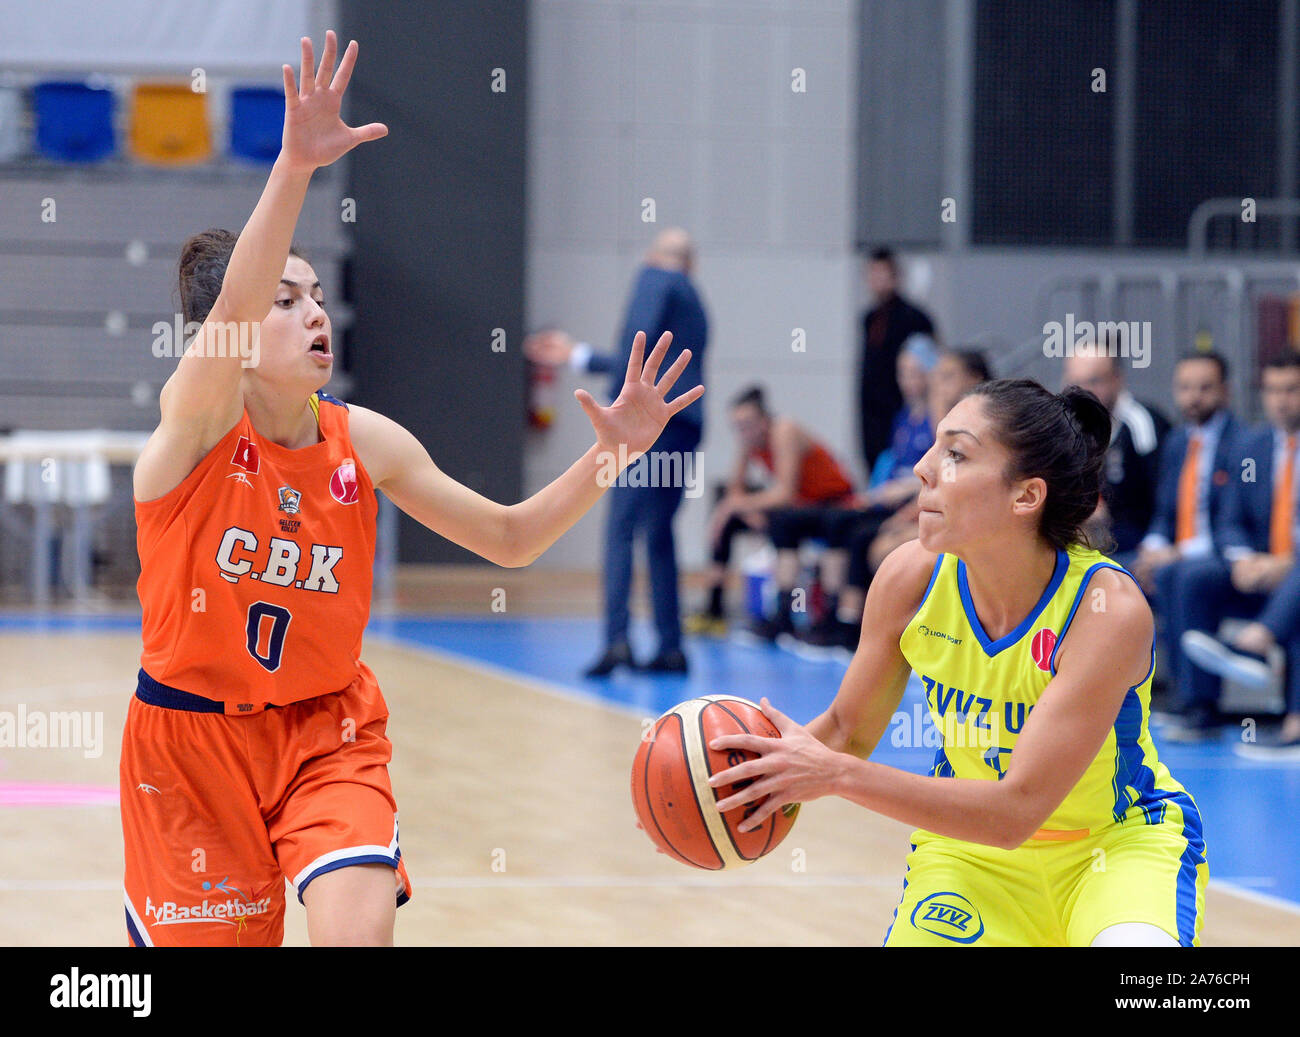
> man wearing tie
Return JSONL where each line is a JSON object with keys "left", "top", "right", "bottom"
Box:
{"left": 1130, "top": 352, "right": 1248, "bottom": 741}
{"left": 1179, "top": 352, "right": 1300, "bottom": 755}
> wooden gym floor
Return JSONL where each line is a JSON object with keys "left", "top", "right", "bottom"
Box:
{"left": 0, "top": 566, "right": 1296, "bottom": 945}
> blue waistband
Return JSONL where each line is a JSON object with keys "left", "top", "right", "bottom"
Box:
{"left": 134, "top": 669, "right": 225, "bottom": 713}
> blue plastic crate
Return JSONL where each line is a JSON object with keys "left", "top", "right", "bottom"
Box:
{"left": 229, "top": 86, "right": 284, "bottom": 163}
{"left": 33, "top": 81, "right": 115, "bottom": 162}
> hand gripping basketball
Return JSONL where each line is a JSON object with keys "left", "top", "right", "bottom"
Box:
{"left": 708, "top": 697, "right": 838, "bottom": 832}
{"left": 631, "top": 695, "right": 800, "bottom": 870}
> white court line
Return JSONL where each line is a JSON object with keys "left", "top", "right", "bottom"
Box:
{"left": 1, "top": 876, "right": 1297, "bottom": 916}
{"left": 404, "top": 874, "right": 901, "bottom": 889}
{"left": 0, "top": 875, "right": 897, "bottom": 892}
{"left": 1209, "top": 880, "right": 1300, "bottom": 917}
{"left": 0, "top": 880, "right": 120, "bottom": 891}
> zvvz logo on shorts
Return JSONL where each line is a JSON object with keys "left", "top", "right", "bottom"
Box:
{"left": 911, "top": 891, "right": 985, "bottom": 943}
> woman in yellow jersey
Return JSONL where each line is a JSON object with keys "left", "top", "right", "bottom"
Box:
{"left": 709, "top": 378, "right": 1206, "bottom": 946}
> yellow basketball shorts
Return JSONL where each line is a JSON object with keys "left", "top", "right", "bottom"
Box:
{"left": 883, "top": 810, "right": 1208, "bottom": 946}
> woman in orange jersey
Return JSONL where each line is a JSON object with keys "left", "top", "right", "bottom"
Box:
{"left": 123, "top": 31, "right": 703, "bottom": 947}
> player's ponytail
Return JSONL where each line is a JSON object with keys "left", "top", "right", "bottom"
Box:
{"left": 971, "top": 378, "right": 1111, "bottom": 551}
{"left": 1059, "top": 383, "right": 1112, "bottom": 467}
{"left": 177, "top": 229, "right": 310, "bottom": 327}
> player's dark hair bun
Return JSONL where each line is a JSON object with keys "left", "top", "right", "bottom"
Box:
{"left": 178, "top": 228, "right": 237, "bottom": 327}
{"left": 178, "top": 229, "right": 310, "bottom": 327}
{"left": 1059, "top": 383, "right": 1112, "bottom": 465}
{"left": 970, "top": 378, "right": 1112, "bottom": 551}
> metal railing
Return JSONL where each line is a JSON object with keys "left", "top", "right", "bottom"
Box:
{"left": 1188, "top": 197, "right": 1300, "bottom": 256}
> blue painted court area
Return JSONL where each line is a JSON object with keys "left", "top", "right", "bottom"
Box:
{"left": 370, "top": 613, "right": 1300, "bottom": 910}
{"left": 3, "top": 610, "right": 1299, "bottom": 909}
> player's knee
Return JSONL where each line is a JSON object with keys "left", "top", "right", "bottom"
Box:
{"left": 307, "top": 898, "right": 394, "bottom": 946}
{"left": 310, "top": 916, "right": 393, "bottom": 947}
{"left": 1090, "top": 921, "right": 1179, "bottom": 947}
{"left": 303, "top": 864, "right": 397, "bottom": 947}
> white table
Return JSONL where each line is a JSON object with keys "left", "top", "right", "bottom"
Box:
{"left": 0, "top": 431, "right": 150, "bottom": 605}
{"left": 0, "top": 430, "right": 397, "bottom": 606}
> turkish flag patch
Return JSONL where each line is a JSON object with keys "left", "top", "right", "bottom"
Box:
{"left": 231, "top": 436, "right": 260, "bottom": 474}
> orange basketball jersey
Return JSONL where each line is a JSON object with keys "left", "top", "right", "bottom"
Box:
{"left": 135, "top": 391, "right": 375, "bottom": 714}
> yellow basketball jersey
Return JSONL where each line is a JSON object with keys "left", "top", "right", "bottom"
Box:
{"left": 899, "top": 543, "right": 1199, "bottom": 841}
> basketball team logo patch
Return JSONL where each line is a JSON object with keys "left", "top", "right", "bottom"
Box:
{"left": 1030, "top": 627, "right": 1057, "bottom": 671}
{"left": 277, "top": 486, "right": 302, "bottom": 514}
{"left": 330, "top": 458, "right": 359, "bottom": 504}
{"left": 910, "top": 891, "right": 984, "bottom": 943}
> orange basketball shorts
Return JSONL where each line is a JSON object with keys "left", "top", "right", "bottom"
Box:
{"left": 120, "top": 660, "right": 412, "bottom": 946}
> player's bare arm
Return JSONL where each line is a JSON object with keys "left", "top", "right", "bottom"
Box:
{"left": 134, "top": 31, "right": 386, "bottom": 503}
{"left": 350, "top": 330, "right": 703, "bottom": 567}
{"left": 711, "top": 566, "right": 1151, "bottom": 849}
{"left": 807, "top": 537, "right": 933, "bottom": 755}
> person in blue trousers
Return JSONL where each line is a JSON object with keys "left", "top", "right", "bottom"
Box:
{"left": 525, "top": 229, "right": 708, "bottom": 676}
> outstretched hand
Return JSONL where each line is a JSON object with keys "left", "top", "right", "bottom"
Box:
{"left": 707, "top": 697, "right": 844, "bottom": 832}
{"left": 575, "top": 330, "right": 704, "bottom": 461}
{"left": 280, "top": 30, "right": 388, "bottom": 173}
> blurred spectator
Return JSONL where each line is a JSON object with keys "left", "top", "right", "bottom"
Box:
{"left": 869, "top": 333, "right": 940, "bottom": 493}
{"left": 685, "top": 385, "right": 856, "bottom": 637}
{"left": 1132, "top": 352, "right": 1243, "bottom": 593}
{"left": 1172, "top": 352, "right": 1300, "bottom": 750}
{"left": 857, "top": 247, "right": 938, "bottom": 474}
{"left": 795, "top": 346, "right": 991, "bottom": 654}
{"left": 524, "top": 228, "right": 707, "bottom": 676}
{"left": 1061, "top": 345, "right": 1170, "bottom": 563}
{"left": 1135, "top": 352, "right": 1253, "bottom": 741}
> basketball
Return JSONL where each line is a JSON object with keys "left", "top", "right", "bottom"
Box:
{"left": 631, "top": 694, "right": 800, "bottom": 869}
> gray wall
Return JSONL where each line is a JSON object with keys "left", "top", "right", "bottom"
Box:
{"left": 524, "top": 0, "right": 862, "bottom": 570}
{"left": 856, "top": 0, "right": 947, "bottom": 249}
{"left": 341, "top": 0, "right": 528, "bottom": 564}
{"left": 912, "top": 248, "right": 1300, "bottom": 422}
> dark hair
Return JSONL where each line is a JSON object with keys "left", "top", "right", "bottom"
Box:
{"left": 731, "top": 384, "right": 768, "bottom": 414}
{"left": 1262, "top": 351, "right": 1300, "bottom": 374}
{"left": 970, "top": 378, "right": 1111, "bottom": 551}
{"left": 868, "top": 246, "right": 897, "bottom": 272}
{"left": 1176, "top": 349, "right": 1229, "bottom": 383}
{"left": 944, "top": 347, "right": 992, "bottom": 383}
{"left": 178, "top": 228, "right": 309, "bottom": 326}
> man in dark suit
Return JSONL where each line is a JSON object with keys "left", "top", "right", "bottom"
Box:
{"left": 1129, "top": 352, "right": 1249, "bottom": 740}
{"left": 1177, "top": 352, "right": 1300, "bottom": 754}
{"left": 857, "top": 248, "right": 937, "bottom": 474}
{"left": 1062, "top": 348, "right": 1170, "bottom": 561}
{"left": 525, "top": 228, "right": 708, "bottom": 676}
{"left": 1133, "top": 352, "right": 1241, "bottom": 585}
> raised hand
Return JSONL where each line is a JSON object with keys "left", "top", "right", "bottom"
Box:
{"left": 280, "top": 30, "right": 388, "bottom": 173}
{"left": 574, "top": 331, "right": 704, "bottom": 461}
